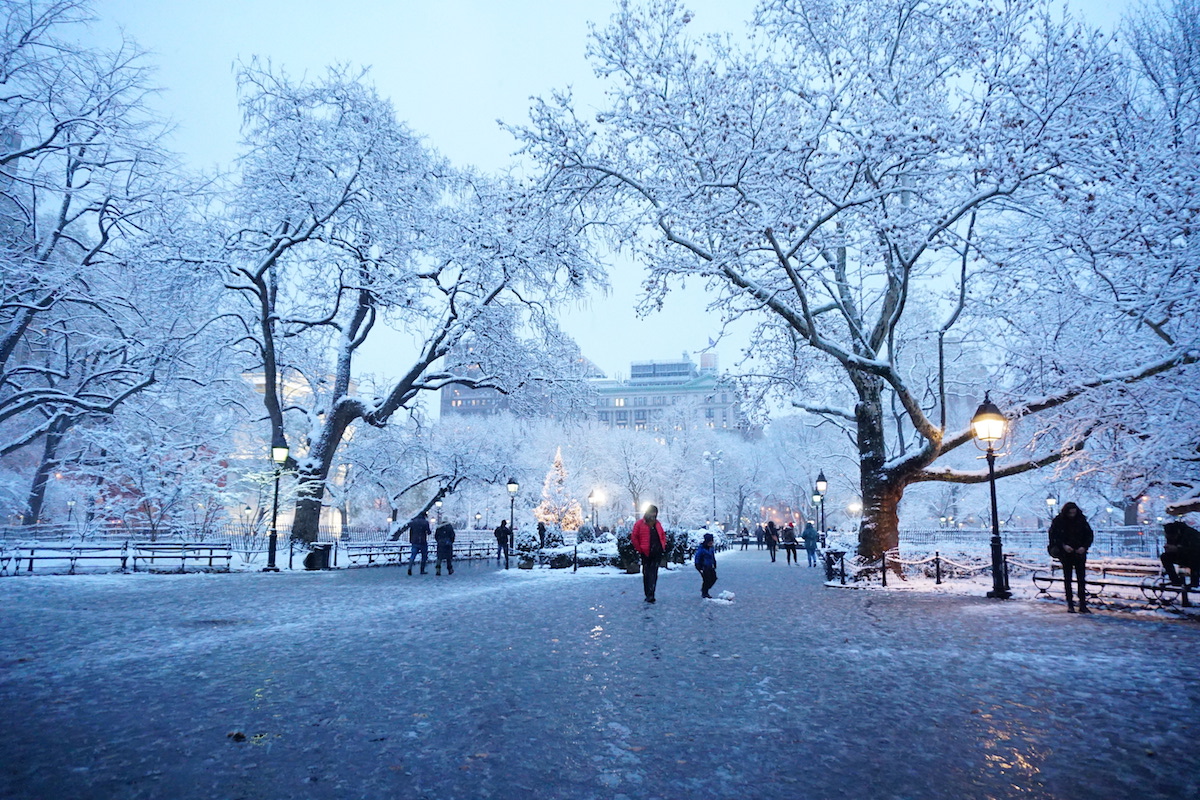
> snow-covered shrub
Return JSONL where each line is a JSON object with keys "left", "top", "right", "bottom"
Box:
{"left": 576, "top": 523, "right": 601, "bottom": 544}
{"left": 542, "top": 525, "right": 565, "bottom": 548}
{"left": 515, "top": 528, "right": 541, "bottom": 554}
{"left": 616, "top": 529, "right": 639, "bottom": 572}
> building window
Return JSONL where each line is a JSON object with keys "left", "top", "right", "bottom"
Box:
{"left": 617, "top": 411, "right": 628, "bottom": 421}
{"left": 614, "top": 398, "right": 626, "bottom": 407}
{"left": 634, "top": 410, "right": 646, "bottom": 421}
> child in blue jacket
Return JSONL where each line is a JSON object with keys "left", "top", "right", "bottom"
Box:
{"left": 695, "top": 533, "right": 718, "bottom": 598}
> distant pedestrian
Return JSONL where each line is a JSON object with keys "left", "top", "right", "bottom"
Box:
{"left": 695, "top": 532, "right": 718, "bottom": 598}
{"left": 631, "top": 505, "right": 667, "bottom": 603}
{"left": 782, "top": 523, "right": 798, "bottom": 565}
{"left": 801, "top": 521, "right": 819, "bottom": 567}
{"left": 765, "top": 521, "right": 779, "bottom": 562}
{"left": 537, "top": 521, "right": 547, "bottom": 549}
{"left": 740, "top": 527, "right": 750, "bottom": 551}
{"left": 756, "top": 526, "right": 764, "bottom": 550}
{"left": 434, "top": 521, "right": 456, "bottom": 576}
{"left": 1048, "top": 502, "right": 1093, "bottom": 613}
{"left": 1160, "top": 520, "right": 1200, "bottom": 588}
{"left": 407, "top": 512, "right": 430, "bottom": 576}
{"left": 494, "top": 520, "right": 511, "bottom": 569}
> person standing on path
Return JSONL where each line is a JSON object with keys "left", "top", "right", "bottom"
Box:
{"left": 407, "top": 512, "right": 430, "bottom": 576}
{"left": 434, "top": 520, "right": 456, "bottom": 576}
{"left": 1048, "top": 502, "right": 1093, "bottom": 613}
{"left": 631, "top": 505, "right": 667, "bottom": 603}
{"left": 801, "top": 521, "right": 819, "bottom": 567}
{"left": 781, "top": 523, "right": 798, "bottom": 565}
{"left": 695, "top": 532, "right": 718, "bottom": 598}
{"left": 494, "top": 520, "right": 511, "bottom": 569}
{"left": 765, "top": 521, "right": 779, "bottom": 562}
{"left": 740, "top": 527, "right": 750, "bottom": 551}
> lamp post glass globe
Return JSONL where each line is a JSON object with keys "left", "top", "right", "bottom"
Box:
{"left": 506, "top": 478, "right": 518, "bottom": 547}
{"left": 815, "top": 470, "right": 828, "bottom": 496}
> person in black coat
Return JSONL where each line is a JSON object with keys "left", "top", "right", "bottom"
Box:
{"left": 1160, "top": 520, "right": 1200, "bottom": 588}
{"left": 407, "top": 512, "right": 430, "bottom": 576}
{"left": 765, "top": 521, "right": 779, "bottom": 563}
{"left": 434, "top": 521, "right": 455, "bottom": 576}
{"left": 1048, "top": 502, "right": 1094, "bottom": 613}
{"left": 494, "top": 520, "right": 511, "bottom": 569}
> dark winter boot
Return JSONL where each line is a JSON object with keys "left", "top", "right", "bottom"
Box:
{"left": 1066, "top": 599, "right": 1076, "bottom": 613}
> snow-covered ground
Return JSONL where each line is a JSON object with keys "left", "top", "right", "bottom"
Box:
{"left": 1, "top": 549, "right": 1197, "bottom": 799}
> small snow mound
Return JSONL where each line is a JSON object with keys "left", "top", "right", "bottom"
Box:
{"left": 705, "top": 590, "right": 735, "bottom": 604}
{"left": 717, "top": 590, "right": 735, "bottom": 601}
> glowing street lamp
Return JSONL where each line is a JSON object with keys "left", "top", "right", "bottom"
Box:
{"left": 264, "top": 442, "right": 289, "bottom": 572}
{"left": 507, "top": 478, "right": 519, "bottom": 549}
{"left": 971, "top": 393, "right": 1010, "bottom": 599}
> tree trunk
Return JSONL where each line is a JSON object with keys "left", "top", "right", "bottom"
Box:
{"left": 852, "top": 373, "right": 901, "bottom": 559}
{"left": 22, "top": 417, "right": 69, "bottom": 525}
{"left": 291, "top": 469, "right": 325, "bottom": 544}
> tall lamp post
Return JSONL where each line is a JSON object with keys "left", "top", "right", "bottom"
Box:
{"left": 588, "top": 490, "right": 596, "bottom": 528}
{"left": 507, "top": 478, "right": 519, "bottom": 549}
{"left": 971, "top": 393, "right": 1010, "bottom": 599}
{"left": 702, "top": 450, "right": 723, "bottom": 526}
{"left": 816, "top": 470, "right": 828, "bottom": 534}
{"left": 475, "top": 512, "right": 482, "bottom": 529}
{"left": 66, "top": 499, "right": 75, "bottom": 523}
{"left": 264, "top": 442, "right": 289, "bottom": 572}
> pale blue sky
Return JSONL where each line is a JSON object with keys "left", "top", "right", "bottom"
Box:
{"left": 88, "top": 0, "right": 1132, "bottom": 384}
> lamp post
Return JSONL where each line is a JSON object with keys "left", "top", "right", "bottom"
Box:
{"left": 971, "top": 393, "right": 1010, "bottom": 599}
{"left": 475, "top": 512, "right": 482, "bottom": 529}
{"left": 702, "top": 450, "right": 722, "bottom": 526}
{"left": 815, "top": 470, "right": 828, "bottom": 534}
{"left": 588, "top": 490, "right": 596, "bottom": 528}
{"left": 507, "top": 478, "right": 519, "bottom": 549}
{"left": 1045, "top": 494, "right": 1057, "bottom": 528}
{"left": 66, "top": 499, "right": 75, "bottom": 523}
{"left": 435, "top": 499, "right": 443, "bottom": 525}
{"left": 264, "top": 443, "right": 289, "bottom": 572}
{"left": 812, "top": 490, "right": 824, "bottom": 546}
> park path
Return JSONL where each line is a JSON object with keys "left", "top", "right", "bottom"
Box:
{"left": 0, "top": 548, "right": 1197, "bottom": 799}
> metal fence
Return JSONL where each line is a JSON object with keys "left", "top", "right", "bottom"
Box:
{"left": 897, "top": 527, "right": 1161, "bottom": 560}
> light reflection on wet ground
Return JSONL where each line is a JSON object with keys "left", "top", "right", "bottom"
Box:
{"left": 0, "top": 552, "right": 1197, "bottom": 799}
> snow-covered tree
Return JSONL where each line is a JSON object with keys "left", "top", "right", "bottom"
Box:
{"left": 518, "top": 0, "right": 1197, "bottom": 558}
{"left": 221, "top": 64, "right": 601, "bottom": 542}
{"left": 0, "top": 1, "right": 214, "bottom": 524}
{"left": 534, "top": 446, "right": 583, "bottom": 530}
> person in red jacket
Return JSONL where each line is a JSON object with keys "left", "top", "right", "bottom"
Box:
{"left": 631, "top": 504, "right": 667, "bottom": 603}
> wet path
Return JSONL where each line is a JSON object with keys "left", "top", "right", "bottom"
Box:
{"left": 1, "top": 550, "right": 1197, "bottom": 799}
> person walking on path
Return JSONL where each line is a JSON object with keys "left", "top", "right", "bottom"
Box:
{"left": 1048, "top": 502, "right": 1094, "bottom": 613}
{"left": 740, "top": 527, "right": 750, "bottom": 551}
{"left": 407, "top": 512, "right": 430, "bottom": 576}
{"left": 1160, "top": 519, "right": 1200, "bottom": 587}
{"left": 765, "top": 521, "right": 779, "bottom": 563}
{"left": 434, "top": 520, "right": 456, "bottom": 576}
{"left": 801, "top": 521, "right": 819, "bottom": 567}
{"left": 631, "top": 505, "right": 667, "bottom": 603}
{"left": 494, "top": 520, "right": 511, "bottom": 569}
{"left": 781, "top": 523, "right": 798, "bottom": 565}
{"left": 695, "top": 532, "right": 718, "bottom": 598}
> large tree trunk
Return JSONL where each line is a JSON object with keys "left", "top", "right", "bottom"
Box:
{"left": 291, "top": 471, "right": 325, "bottom": 544}
{"left": 22, "top": 417, "right": 69, "bottom": 525}
{"left": 852, "top": 373, "right": 901, "bottom": 559}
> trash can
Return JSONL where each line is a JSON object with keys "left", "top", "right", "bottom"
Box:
{"left": 304, "top": 543, "right": 333, "bottom": 570}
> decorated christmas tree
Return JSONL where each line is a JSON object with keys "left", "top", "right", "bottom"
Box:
{"left": 534, "top": 447, "right": 583, "bottom": 531}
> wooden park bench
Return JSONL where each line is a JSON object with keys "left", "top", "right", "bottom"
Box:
{"left": 343, "top": 541, "right": 408, "bottom": 567}
{"left": 1, "top": 543, "right": 129, "bottom": 575}
{"left": 132, "top": 542, "right": 231, "bottom": 573}
{"left": 1032, "top": 560, "right": 1193, "bottom": 609}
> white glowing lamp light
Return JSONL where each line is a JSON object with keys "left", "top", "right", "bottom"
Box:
{"left": 970, "top": 394, "right": 1007, "bottom": 446}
